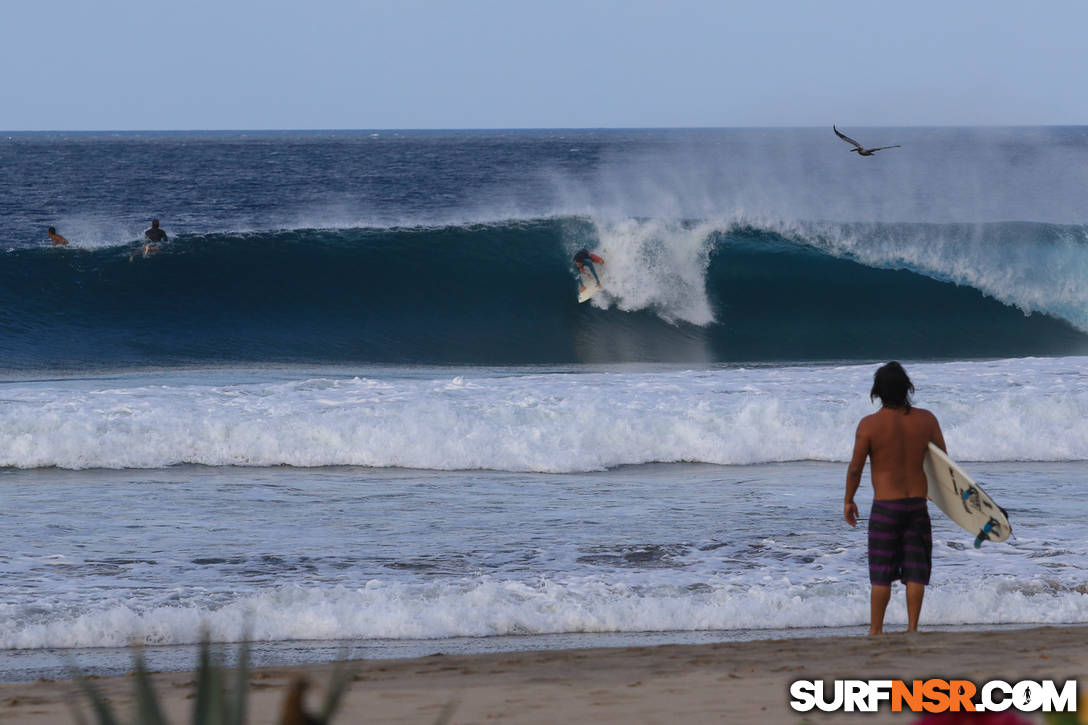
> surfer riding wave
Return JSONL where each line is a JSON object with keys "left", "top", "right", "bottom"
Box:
{"left": 574, "top": 248, "right": 604, "bottom": 288}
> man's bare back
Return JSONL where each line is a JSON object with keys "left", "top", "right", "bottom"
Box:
{"left": 853, "top": 407, "right": 946, "bottom": 501}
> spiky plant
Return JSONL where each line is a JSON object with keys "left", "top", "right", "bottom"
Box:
{"left": 71, "top": 636, "right": 351, "bottom": 725}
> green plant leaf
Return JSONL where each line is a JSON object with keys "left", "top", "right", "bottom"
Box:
{"left": 73, "top": 674, "right": 122, "bottom": 725}
{"left": 227, "top": 638, "right": 250, "bottom": 725}
{"left": 316, "top": 659, "right": 353, "bottom": 723}
{"left": 132, "top": 648, "right": 170, "bottom": 725}
{"left": 192, "top": 636, "right": 227, "bottom": 725}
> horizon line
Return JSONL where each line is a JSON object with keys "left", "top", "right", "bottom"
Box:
{"left": 4, "top": 123, "right": 1088, "bottom": 134}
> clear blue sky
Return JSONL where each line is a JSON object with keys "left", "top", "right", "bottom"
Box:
{"left": 4, "top": 0, "right": 1087, "bottom": 130}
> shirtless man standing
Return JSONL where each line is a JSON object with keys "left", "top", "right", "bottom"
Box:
{"left": 844, "top": 361, "right": 946, "bottom": 635}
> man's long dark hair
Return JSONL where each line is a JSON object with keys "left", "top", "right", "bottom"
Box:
{"left": 870, "top": 361, "right": 914, "bottom": 411}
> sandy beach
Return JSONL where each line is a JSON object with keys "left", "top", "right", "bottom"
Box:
{"left": 2, "top": 626, "right": 1085, "bottom": 724}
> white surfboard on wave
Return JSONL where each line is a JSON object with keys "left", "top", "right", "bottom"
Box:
{"left": 577, "top": 267, "right": 601, "bottom": 302}
{"left": 924, "top": 443, "right": 1011, "bottom": 548}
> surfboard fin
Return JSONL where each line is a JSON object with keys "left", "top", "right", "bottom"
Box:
{"left": 973, "top": 518, "right": 1000, "bottom": 549}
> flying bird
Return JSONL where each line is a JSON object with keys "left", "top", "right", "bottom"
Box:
{"left": 833, "top": 126, "right": 901, "bottom": 156}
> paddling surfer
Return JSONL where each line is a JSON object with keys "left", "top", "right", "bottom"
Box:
{"left": 142, "top": 219, "right": 168, "bottom": 256}
{"left": 48, "top": 227, "right": 69, "bottom": 246}
{"left": 844, "top": 361, "right": 946, "bottom": 635}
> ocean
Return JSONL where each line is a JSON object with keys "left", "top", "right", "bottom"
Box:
{"left": 2, "top": 128, "right": 1087, "bottom": 682}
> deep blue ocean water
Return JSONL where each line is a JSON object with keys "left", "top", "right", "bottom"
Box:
{"left": 2, "top": 129, "right": 1087, "bottom": 681}
{"left": 5, "top": 128, "right": 1088, "bottom": 368}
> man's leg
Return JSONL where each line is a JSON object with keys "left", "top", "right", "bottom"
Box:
{"left": 905, "top": 582, "right": 925, "bottom": 632}
{"left": 870, "top": 584, "right": 891, "bottom": 635}
{"left": 586, "top": 262, "right": 600, "bottom": 285}
{"left": 901, "top": 502, "right": 931, "bottom": 633}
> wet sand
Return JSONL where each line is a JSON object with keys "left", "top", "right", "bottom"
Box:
{"left": 2, "top": 626, "right": 1085, "bottom": 724}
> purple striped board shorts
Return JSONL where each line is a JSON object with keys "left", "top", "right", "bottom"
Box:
{"left": 868, "top": 497, "right": 932, "bottom": 586}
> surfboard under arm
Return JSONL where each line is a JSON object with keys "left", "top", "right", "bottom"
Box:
{"left": 923, "top": 443, "right": 1011, "bottom": 547}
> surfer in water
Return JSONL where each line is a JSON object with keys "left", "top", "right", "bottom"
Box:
{"left": 141, "top": 219, "right": 168, "bottom": 257}
{"left": 573, "top": 248, "right": 604, "bottom": 287}
{"left": 47, "top": 227, "right": 69, "bottom": 246}
{"left": 844, "top": 361, "right": 946, "bottom": 635}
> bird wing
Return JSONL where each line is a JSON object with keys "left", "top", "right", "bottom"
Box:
{"left": 869, "top": 145, "right": 902, "bottom": 152}
{"left": 833, "top": 126, "right": 863, "bottom": 149}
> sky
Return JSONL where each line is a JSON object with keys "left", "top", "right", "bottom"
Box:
{"left": 3, "top": 0, "right": 1088, "bottom": 130}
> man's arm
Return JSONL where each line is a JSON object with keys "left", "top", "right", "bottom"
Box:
{"left": 930, "top": 412, "right": 947, "bottom": 454}
{"left": 844, "top": 420, "right": 869, "bottom": 527}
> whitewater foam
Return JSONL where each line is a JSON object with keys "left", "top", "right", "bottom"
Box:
{"left": 585, "top": 218, "right": 716, "bottom": 325}
{"left": 3, "top": 358, "right": 1088, "bottom": 471}
{"left": 4, "top": 574, "right": 1085, "bottom": 650}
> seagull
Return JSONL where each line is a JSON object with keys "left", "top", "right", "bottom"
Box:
{"left": 833, "top": 126, "right": 901, "bottom": 156}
